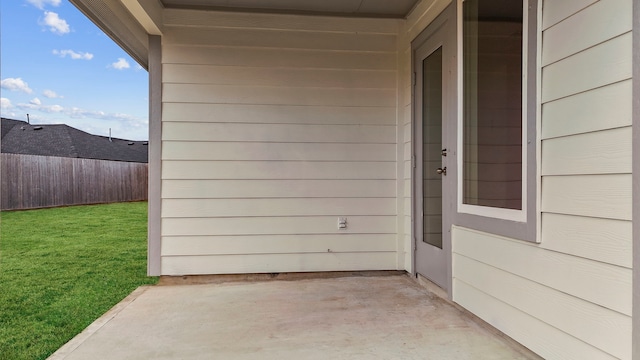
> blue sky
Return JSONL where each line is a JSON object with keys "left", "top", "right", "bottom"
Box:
{"left": 1, "top": 0, "right": 149, "bottom": 140}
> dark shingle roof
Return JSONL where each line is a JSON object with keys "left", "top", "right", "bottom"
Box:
{"left": 0, "top": 118, "right": 148, "bottom": 163}
{"left": 1, "top": 118, "right": 23, "bottom": 141}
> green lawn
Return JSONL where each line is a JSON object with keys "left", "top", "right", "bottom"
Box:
{"left": 0, "top": 202, "right": 158, "bottom": 360}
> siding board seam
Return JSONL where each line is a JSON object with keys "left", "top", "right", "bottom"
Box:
{"left": 163, "top": 122, "right": 396, "bottom": 126}
{"left": 455, "top": 250, "right": 631, "bottom": 294}
{"left": 162, "top": 122, "right": 397, "bottom": 126}
{"left": 542, "top": 1, "right": 612, "bottom": 31}
{"left": 162, "top": 83, "right": 396, "bottom": 90}
{"left": 542, "top": 173, "right": 631, "bottom": 177}
{"left": 161, "top": 141, "right": 398, "bottom": 145}
{"left": 542, "top": 30, "right": 632, "bottom": 68}
{"left": 161, "top": 123, "right": 397, "bottom": 128}
{"left": 541, "top": 78, "right": 633, "bottom": 105}
{"left": 542, "top": 210, "right": 632, "bottom": 224}
{"left": 158, "top": 160, "right": 397, "bottom": 163}
{"left": 163, "top": 24, "right": 398, "bottom": 36}
{"left": 162, "top": 233, "right": 398, "bottom": 236}
{"left": 162, "top": 140, "right": 396, "bottom": 145}
{"left": 454, "top": 226, "right": 632, "bottom": 270}
{"left": 541, "top": 124, "right": 631, "bottom": 140}
{"left": 455, "top": 254, "right": 631, "bottom": 357}
{"left": 163, "top": 65, "right": 398, "bottom": 72}
{"left": 161, "top": 103, "right": 399, "bottom": 108}
{"left": 163, "top": 83, "right": 399, "bottom": 91}
{"left": 160, "top": 234, "right": 394, "bottom": 238}
{"left": 163, "top": 101, "right": 396, "bottom": 107}
{"left": 161, "top": 215, "right": 397, "bottom": 219}
{"left": 162, "top": 43, "right": 397, "bottom": 55}
{"left": 453, "top": 277, "right": 623, "bottom": 360}
{"left": 162, "top": 251, "right": 398, "bottom": 257}
{"left": 165, "top": 199, "right": 397, "bottom": 201}
{"left": 162, "top": 178, "right": 398, "bottom": 181}
{"left": 164, "top": 83, "right": 397, "bottom": 90}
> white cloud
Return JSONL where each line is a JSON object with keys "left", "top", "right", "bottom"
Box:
{"left": 1, "top": 78, "right": 33, "bottom": 94}
{"left": 49, "top": 104, "right": 64, "bottom": 112}
{"left": 109, "top": 58, "right": 130, "bottom": 70}
{"left": 15, "top": 102, "right": 145, "bottom": 124}
{"left": 43, "top": 89, "right": 63, "bottom": 99}
{"left": 1, "top": 98, "right": 13, "bottom": 109}
{"left": 17, "top": 102, "right": 64, "bottom": 113}
{"left": 41, "top": 11, "right": 70, "bottom": 35}
{"left": 16, "top": 102, "right": 37, "bottom": 110}
{"left": 26, "top": 0, "right": 61, "bottom": 10}
{"left": 53, "top": 49, "right": 93, "bottom": 60}
{"left": 11, "top": 98, "right": 148, "bottom": 140}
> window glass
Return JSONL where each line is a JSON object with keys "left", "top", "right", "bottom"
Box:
{"left": 462, "top": 0, "right": 523, "bottom": 210}
{"left": 422, "top": 47, "right": 443, "bottom": 249}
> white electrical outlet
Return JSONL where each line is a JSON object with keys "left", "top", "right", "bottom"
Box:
{"left": 338, "top": 217, "right": 347, "bottom": 229}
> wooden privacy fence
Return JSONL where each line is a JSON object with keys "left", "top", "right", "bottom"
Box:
{"left": 1, "top": 154, "right": 148, "bottom": 210}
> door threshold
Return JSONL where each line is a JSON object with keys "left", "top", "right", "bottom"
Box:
{"left": 416, "top": 273, "right": 449, "bottom": 300}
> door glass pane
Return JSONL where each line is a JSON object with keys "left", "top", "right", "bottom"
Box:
{"left": 463, "top": 0, "right": 523, "bottom": 210}
{"left": 423, "top": 47, "right": 443, "bottom": 249}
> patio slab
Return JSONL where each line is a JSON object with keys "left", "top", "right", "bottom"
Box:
{"left": 48, "top": 274, "right": 540, "bottom": 360}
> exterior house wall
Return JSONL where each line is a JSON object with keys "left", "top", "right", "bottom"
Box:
{"left": 399, "top": 0, "right": 632, "bottom": 358}
{"left": 66, "top": 0, "right": 639, "bottom": 358}
{"left": 446, "top": 1, "right": 633, "bottom": 359}
{"left": 159, "top": 9, "right": 402, "bottom": 275}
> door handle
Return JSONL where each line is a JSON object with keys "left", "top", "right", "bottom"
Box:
{"left": 436, "top": 167, "right": 447, "bottom": 176}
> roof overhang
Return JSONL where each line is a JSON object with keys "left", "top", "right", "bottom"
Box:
{"left": 70, "top": 0, "right": 164, "bottom": 70}
{"left": 70, "top": 0, "right": 421, "bottom": 70}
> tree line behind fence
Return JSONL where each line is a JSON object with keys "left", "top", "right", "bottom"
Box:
{"left": 1, "top": 154, "right": 148, "bottom": 210}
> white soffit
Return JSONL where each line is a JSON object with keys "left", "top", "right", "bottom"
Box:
{"left": 121, "top": 0, "right": 162, "bottom": 35}
{"left": 70, "top": 0, "right": 149, "bottom": 68}
{"left": 161, "top": 0, "right": 420, "bottom": 18}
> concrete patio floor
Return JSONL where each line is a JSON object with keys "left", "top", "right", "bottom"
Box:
{"left": 48, "top": 274, "right": 541, "bottom": 360}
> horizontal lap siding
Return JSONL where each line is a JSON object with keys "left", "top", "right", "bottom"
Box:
{"left": 162, "top": 179, "right": 396, "bottom": 198}
{"left": 162, "top": 123, "right": 395, "bottom": 143}
{"left": 163, "top": 84, "right": 396, "bottom": 107}
{"left": 162, "top": 142, "right": 396, "bottom": 161}
{"left": 161, "top": 9, "right": 399, "bottom": 275}
{"left": 162, "top": 198, "right": 396, "bottom": 217}
{"left": 162, "top": 161, "right": 395, "bottom": 180}
{"left": 452, "top": 1, "right": 633, "bottom": 359}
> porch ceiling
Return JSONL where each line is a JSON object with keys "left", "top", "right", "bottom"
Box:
{"left": 160, "top": 0, "right": 420, "bottom": 18}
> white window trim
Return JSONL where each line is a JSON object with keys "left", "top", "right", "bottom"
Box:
{"left": 456, "top": 0, "right": 535, "bottom": 225}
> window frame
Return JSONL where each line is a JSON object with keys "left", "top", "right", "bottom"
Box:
{"left": 454, "top": 0, "right": 540, "bottom": 242}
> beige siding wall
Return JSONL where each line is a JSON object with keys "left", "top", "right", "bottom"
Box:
{"left": 160, "top": 9, "right": 400, "bottom": 275}
{"left": 158, "top": 1, "right": 632, "bottom": 357}
{"left": 451, "top": 0, "right": 633, "bottom": 359}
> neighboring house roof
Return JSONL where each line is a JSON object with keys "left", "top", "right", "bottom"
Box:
{"left": 0, "top": 118, "right": 148, "bottom": 163}
{"left": 1, "top": 118, "right": 24, "bottom": 141}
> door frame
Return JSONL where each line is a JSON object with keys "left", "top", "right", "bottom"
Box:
{"left": 411, "top": 2, "right": 457, "bottom": 298}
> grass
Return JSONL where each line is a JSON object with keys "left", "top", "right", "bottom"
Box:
{"left": 0, "top": 202, "right": 158, "bottom": 360}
